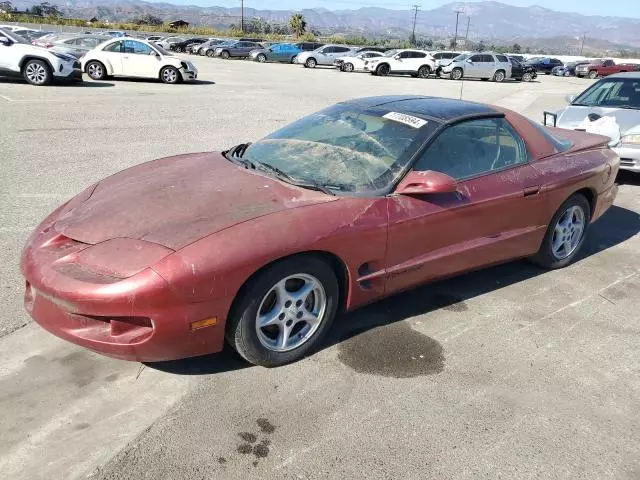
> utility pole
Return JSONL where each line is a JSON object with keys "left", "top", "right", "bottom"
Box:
{"left": 410, "top": 4, "right": 420, "bottom": 46}
{"left": 241, "top": 0, "right": 244, "bottom": 33}
{"left": 580, "top": 33, "right": 586, "bottom": 56}
{"left": 464, "top": 16, "right": 470, "bottom": 47}
{"left": 453, "top": 8, "right": 464, "bottom": 50}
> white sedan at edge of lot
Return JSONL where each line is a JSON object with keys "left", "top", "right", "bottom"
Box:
{"left": 81, "top": 37, "right": 198, "bottom": 84}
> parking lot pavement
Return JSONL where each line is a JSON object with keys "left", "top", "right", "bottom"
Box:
{"left": 1, "top": 58, "right": 639, "bottom": 480}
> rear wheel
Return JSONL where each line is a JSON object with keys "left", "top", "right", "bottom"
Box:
{"left": 221, "top": 50, "right": 230, "bottom": 60}
{"left": 376, "top": 63, "right": 390, "bottom": 76}
{"left": 451, "top": 68, "right": 463, "bottom": 80}
{"left": 86, "top": 60, "right": 106, "bottom": 80}
{"left": 206, "top": 49, "right": 214, "bottom": 57}
{"left": 588, "top": 70, "right": 598, "bottom": 79}
{"left": 257, "top": 53, "right": 267, "bottom": 63}
{"left": 23, "top": 59, "right": 52, "bottom": 86}
{"left": 226, "top": 256, "right": 339, "bottom": 367}
{"left": 493, "top": 70, "right": 506, "bottom": 82}
{"left": 531, "top": 194, "right": 591, "bottom": 269}
{"left": 417, "top": 65, "right": 431, "bottom": 78}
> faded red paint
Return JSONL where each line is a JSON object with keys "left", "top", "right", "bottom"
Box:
{"left": 21, "top": 110, "right": 619, "bottom": 362}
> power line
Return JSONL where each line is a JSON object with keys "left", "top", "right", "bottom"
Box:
{"left": 410, "top": 4, "right": 420, "bottom": 46}
{"left": 453, "top": 8, "right": 464, "bottom": 50}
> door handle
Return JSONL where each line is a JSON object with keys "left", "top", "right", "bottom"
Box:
{"left": 523, "top": 186, "right": 540, "bottom": 197}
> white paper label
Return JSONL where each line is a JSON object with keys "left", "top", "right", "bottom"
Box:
{"left": 383, "top": 111, "right": 428, "bottom": 129}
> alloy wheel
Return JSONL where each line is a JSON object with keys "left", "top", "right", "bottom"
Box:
{"left": 25, "top": 62, "right": 47, "bottom": 85}
{"left": 255, "top": 274, "right": 327, "bottom": 352}
{"left": 162, "top": 67, "right": 178, "bottom": 84}
{"left": 551, "top": 206, "right": 585, "bottom": 260}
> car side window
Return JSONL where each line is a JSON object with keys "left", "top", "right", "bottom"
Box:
{"left": 399, "top": 51, "right": 412, "bottom": 59}
{"left": 335, "top": 47, "right": 351, "bottom": 53}
{"left": 482, "top": 54, "right": 495, "bottom": 63}
{"left": 603, "top": 60, "right": 614, "bottom": 67}
{"left": 103, "top": 41, "right": 123, "bottom": 53}
{"left": 412, "top": 52, "right": 426, "bottom": 58}
{"left": 414, "top": 118, "right": 529, "bottom": 180}
{"left": 433, "top": 53, "right": 443, "bottom": 60}
{"left": 496, "top": 55, "right": 508, "bottom": 62}
{"left": 322, "top": 46, "right": 335, "bottom": 53}
{"left": 469, "top": 54, "right": 482, "bottom": 62}
{"left": 124, "top": 40, "right": 153, "bottom": 55}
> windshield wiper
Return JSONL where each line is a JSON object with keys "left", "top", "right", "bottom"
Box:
{"left": 256, "top": 162, "right": 336, "bottom": 196}
{"left": 222, "top": 143, "right": 255, "bottom": 168}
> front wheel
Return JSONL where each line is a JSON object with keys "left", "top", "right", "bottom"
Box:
{"left": 206, "top": 49, "right": 214, "bottom": 57}
{"left": 305, "top": 57, "right": 317, "bottom": 68}
{"left": 451, "top": 68, "right": 463, "bottom": 80}
{"left": 531, "top": 194, "right": 591, "bottom": 269}
{"left": 588, "top": 70, "right": 598, "bottom": 79}
{"left": 226, "top": 256, "right": 339, "bottom": 367}
{"left": 376, "top": 63, "right": 390, "bottom": 76}
{"left": 417, "top": 65, "right": 431, "bottom": 78}
{"left": 23, "top": 59, "right": 52, "bottom": 86}
{"left": 160, "top": 66, "right": 180, "bottom": 84}
{"left": 522, "top": 72, "right": 533, "bottom": 82}
{"left": 221, "top": 50, "right": 230, "bottom": 60}
{"left": 343, "top": 62, "right": 354, "bottom": 72}
{"left": 257, "top": 53, "right": 266, "bottom": 63}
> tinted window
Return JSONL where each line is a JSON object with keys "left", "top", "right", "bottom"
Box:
{"left": 399, "top": 51, "right": 412, "bottom": 59}
{"left": 414, "top": 118, "right": 529, "bottom": 180}
{"left": 603, "top": 60, "right": 614, "bottom": 67}
{"left": 412, "top": 52, "right": 426, "bottom": 58}
{"left": 469, "top": 55, "right": 483, "bottom": 62}
{"left": 124, "top": 40, "right": 153, "bottom": 55}
{"left": 496, "top": 55, "right": 508, "bottom": 62}
{"left": 551, "top": 59, "right": 562, "bottom": 65}
{"left": 322, "top": 46, "right": 335, "bottom": 53}
{"left": 103, "top": 41, "right": 123, "bottom": 53}
{"left": 481, "top": 54, "right": 495, "bottom": 63}
{"left": 335, "top": 46, "right": 351, "bottom": 53}
{"left": 433, "top": 53, "right": 443, "bottom": 60}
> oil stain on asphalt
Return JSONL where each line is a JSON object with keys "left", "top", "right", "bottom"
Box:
{"left": 337, "top": 322, "right": 445, "bottom": 378}
{"left": 233, "top": 418, "right": 277, "bottom": 467}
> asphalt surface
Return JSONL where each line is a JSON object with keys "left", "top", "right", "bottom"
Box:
{"left": 1, "top": 58, "right": 639, "bottom": 480}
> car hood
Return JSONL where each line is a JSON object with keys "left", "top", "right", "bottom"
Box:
{"left": 53, "top": 152, "right": 336, "bottom": 250}
{"left": 557, "top": 105, "right": 640, "bottom": 134}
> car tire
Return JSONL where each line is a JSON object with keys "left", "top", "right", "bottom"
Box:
{"left": 221, "top": 50, "right": 230, "bottom": 60}
{"left": 564, "top": 70, "right": 571, "bottom": 77}
{"left": 531, "top": 194, "right": 591, "bottom": 270}
{"left": 290, "top": 55, "right": 297, "bottom": 64}
{"left": 435, "top": 67, "right": 442, "bottom": 77}
{"left": 226, "top": 256, "right": 340, "bottom": 367}
{"left": 343, "top": 62, "right": 354, "bottom": 72}
{"left": 257, "top": 53, "right": 267, "bottom": 63}
{"left": 522, "top": 72, "right": 533, "bottom": 82}
{"left": 418, "top": 65, "right": 431, "bottom": 78}
{"left": 85, "top": 60, "right": 107, "bottom": 80}
{"left": 160, "top": 66, "right": 181, "bottom": 84}
{"left": 588, "top": 70, "right": 598, "bottom": 79}
{"left": 451, "top": 68, "right": 463, "bottom": 80}
{"left": 305, "top": 57, "right": 317, "bottom": 68}
{"left": 493, "top": 70, "right": 506, "bottom": 82}
{"left": 22, "top": 59, "right": 52, "bottom": 86}
{"left": 376, "top": 63, "right": 390, "bottom": 76}
{"left": 206, "top": 49, "right": 214, "bottom": 57}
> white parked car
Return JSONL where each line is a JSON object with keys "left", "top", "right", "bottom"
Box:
{"left": 334, "top": 51, "right": 384, "bottom": 72}
{"left": 295, "top": 45, "right": 355, "bottom": 68}
{"left": 0, "top": 27, "right": 82, "bottom": 85}
{"left": 156, "top": 36, "right": 185, "bottom": 50}
{"left": 363, "top": 49, "right": 436, "bottom": 78}
{"left": 81, "top": 38, "right": 198, "bottom": 84}
{"left": 441, "top": 52, "right": 512, "bottom": 82}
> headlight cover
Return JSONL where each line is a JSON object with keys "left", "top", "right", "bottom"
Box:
{"left": 52, "top": 52, "right": 75, "bottom": 62}
{"left": 620, "top": 134, "right": 640, "bottom": 146}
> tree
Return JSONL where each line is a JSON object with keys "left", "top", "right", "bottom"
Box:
{"left": 289, "top": 13, "right": 306, "bottom": 38}
{"left": 0, "top": 1, "right": 14, "bottom": 13}
{"left": 131, "top": 13, "right": 162, "bottom": 26}
{"left": 435, "top": 42, "right": 445, "bottom": 50}
{"left": 525, "top": 46, "right": 531, "bottom": 54}
{"left": 31, "top": 2, "right": 62, "bottom": 17}
{"left": 409, "top": 32, "right": 416, "bottom": 46}
{"left": 475, "top": 40, "right": 486, "bottom": 52}
{"left": 511, "top": 43, "right": 521, "bottom": 53}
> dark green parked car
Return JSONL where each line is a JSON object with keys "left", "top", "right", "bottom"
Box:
{"left": 249, "top": 43, "right": 304, "bottom": 63}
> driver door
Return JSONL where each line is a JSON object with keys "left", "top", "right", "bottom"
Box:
{"left": 100, "top": 40, "right": 125, "bottom": 75}
{"left": 121, "top": 40, "right": 160, "bottom": 77}
{"left": 465, "top": 54, "right": 485, "bottom": 77}
{"left": 385, "top": 117, "right": 544, "bottom": 294}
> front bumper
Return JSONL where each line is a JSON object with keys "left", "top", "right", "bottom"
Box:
{"left": 21, "top": 211, "right": 228, "bottom": 362}
{"left": 613, "top": 146, "right": 640, "bottom": 172}
{"left": 180, "top": 65, "right": 198, "bottom": 81}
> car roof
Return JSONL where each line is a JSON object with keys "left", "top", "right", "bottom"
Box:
{"left": 344, "top": 96, "right": 500, "bottom": 122}
{"left": 606, "top": 72, "right": 640, "bottom": 79}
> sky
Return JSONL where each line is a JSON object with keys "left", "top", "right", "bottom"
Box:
{"left": 146, "top": 0, "right": 639, "bottom": 19}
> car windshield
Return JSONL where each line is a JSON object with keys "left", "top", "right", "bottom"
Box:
{"left": 572, "top": 78, "right": 640, "bottom": 109}
{"left": 0, "top": 27, "right": 29, "bottom": 44}
{"left": 154, "top": 44, "right": 170, "bottom": 55}
{"left": 383, "top": 49, "right": 398, "bottom": 57}
{"left": 241, "top": 104, "right": 437, "bottom": 193}
{"left": 452, "top": 53, "right": 469, "bottom": 62}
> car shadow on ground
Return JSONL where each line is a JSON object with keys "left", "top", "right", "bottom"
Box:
{"left": 617, "top": 170, "right": 640, "bottom": 186}
{"left": 146, "top": 204, "right": 639, "bottom": 376}
{"left": 0, "top": 77, "right": 115, "bottom": 87}
{"left": 103, "top": 77, "right": 215, "bottom": 85}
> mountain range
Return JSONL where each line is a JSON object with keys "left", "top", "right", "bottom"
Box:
{"left": 10, "top": 1, "right": 640, "bottom": 48}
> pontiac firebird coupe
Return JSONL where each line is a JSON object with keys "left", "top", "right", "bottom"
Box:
{"left": 21, "top": 96, "right": 619, "bottom": 367}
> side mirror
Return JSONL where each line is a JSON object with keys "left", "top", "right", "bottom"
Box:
{"left": 395, "top": 170, "right": 457, "bottom": 196}
{"left": 0, "top": 36, "right": 13, "bottom": 46}
{"left": 393, "top": 54, "right": 400, "bottom": 59}
{"left": 565, "top": 94, "right": 577, "bottom": 104}
{"left": 466, "top": 58, "right": 473, "bottom": 63}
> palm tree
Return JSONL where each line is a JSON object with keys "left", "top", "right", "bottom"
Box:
{"left": 289, "top": 13, "right": 306, "bottom": 38}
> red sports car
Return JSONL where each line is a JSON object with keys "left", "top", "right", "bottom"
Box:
{"left": 22, "top": 96, "right": 619, "bottom": 366}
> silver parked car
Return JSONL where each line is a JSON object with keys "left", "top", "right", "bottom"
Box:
{"left": 295, "top": 45, "right": 356, "bottom": 68}
{"left": 441, "top": 52, "right": 512, "bottom": 82}
{"left": 49, "top": 35, "right": 106, "bottom": 58}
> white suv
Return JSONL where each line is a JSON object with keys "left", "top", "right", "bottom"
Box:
{"left": 363, "top": 49, "right": 435, "bottom": 78}
{"left": 296, "top": 45, "right": 355, "bottom": 68}
{"left": 0, "top": 27, "right": 81, "bottom": 85}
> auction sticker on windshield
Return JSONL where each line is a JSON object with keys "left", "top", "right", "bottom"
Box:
{"left": 383, "top": 112, "right": 428, "bottom": 129}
